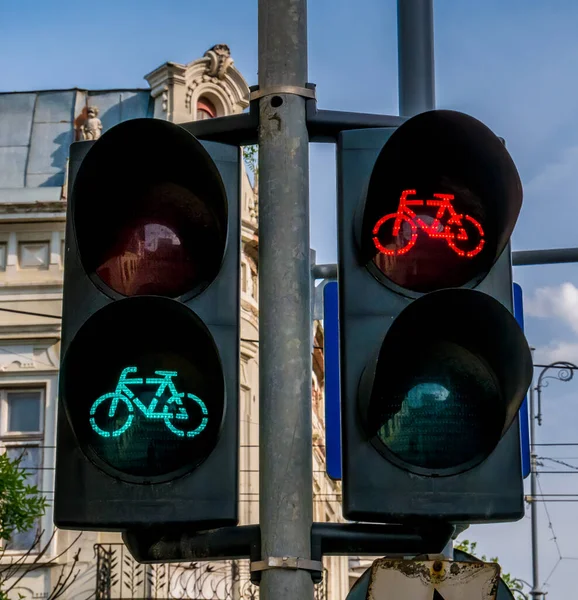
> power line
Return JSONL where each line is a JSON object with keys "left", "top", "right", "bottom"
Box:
{"left": 537, "top": 471, "right": 578, "bottom": 474}
{"left": 0, "top": 347, "right": 55, "bottom": 370}
{"left": 538, "top": 457, "right": 578, "bottom": 471}
{"left": 535, "top": 443, "right": 578, "bottom": 447}
{"left": 0, "top": 306, "right": 61, "bottom": 320}
{"left": 537, "top": 475, "right": 562, "bottom": 588}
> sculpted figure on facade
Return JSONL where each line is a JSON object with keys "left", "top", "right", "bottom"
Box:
{"left": 80, "top": 106, "right": 103, "bottom": 140}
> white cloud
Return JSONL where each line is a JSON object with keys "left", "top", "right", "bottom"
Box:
{"left": 525, "top": 283, "right": 578, "bottom": 364}
{"left": 525, "top": 282, "right": 578, "bottom": 334}
{"left": 515, "top": 146, "right": 578, "bottom": 249}
{"left": 533, "top": 340, "right": 578, "bottom": 365}
{"left": 524, "top": 146, "right": 578, "bottom": 200}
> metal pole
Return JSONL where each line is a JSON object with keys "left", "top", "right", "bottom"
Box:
{"left": 258, "top": 0, "right": 313, "bottom": 598}
{"left": 513, "top": 247, "right": 578, "bottom": 266}
{"left": 529, "top": 381, "right": 543, "bottom": 600}
{"left": 397, "top": 0, "right": 436, "bottom": 116}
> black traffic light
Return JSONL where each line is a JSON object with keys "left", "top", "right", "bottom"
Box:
{"left": 337, "top": 110, "right": 532, "bottom": 524}
{"left": 55, "top": 118, "right": 240, "bottom": 530}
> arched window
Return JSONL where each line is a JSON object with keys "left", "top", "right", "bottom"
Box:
{"left": 197, "top": 97, "right": 216, "bottom": 120}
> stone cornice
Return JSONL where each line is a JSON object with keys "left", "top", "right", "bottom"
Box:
{"left": 0, "top": 201, "right": 66, "bottom": 215}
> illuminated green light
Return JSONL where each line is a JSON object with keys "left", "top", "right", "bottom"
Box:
{"left": 89, "top": 366, "right": 208, "bottom": 439}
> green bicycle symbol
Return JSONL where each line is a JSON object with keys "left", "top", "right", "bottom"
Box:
{"left": 89, "top": 367, "right": 208, "bottom": 439}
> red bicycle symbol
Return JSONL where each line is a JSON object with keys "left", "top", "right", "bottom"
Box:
{"left": 372, "top": 189, "right": 485, "bottom": 258}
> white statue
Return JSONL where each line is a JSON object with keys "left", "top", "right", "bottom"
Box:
{"left": 81, "top": 106, "right": 103, "bottom": 140}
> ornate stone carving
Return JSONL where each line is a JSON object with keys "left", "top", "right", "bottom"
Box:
{"left": 145, "top": 48, "right": 249, "bottom": 123}
{"left": 203, "top": 44, "right": 234, "bottom": 80}
{"left": 79, "top": 106, "right": 103, "bottom": 140}
{"left": 248, "top": 194, "right": 258, "bottom": 222}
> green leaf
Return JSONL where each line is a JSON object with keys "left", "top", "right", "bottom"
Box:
{"left": 0, "top": 452, "right": 47, "bottom": 543}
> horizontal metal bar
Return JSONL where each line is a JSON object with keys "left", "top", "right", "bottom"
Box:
{"left": 181, "top": 83, "right": 405, "bottom": 146}
{"left": 311, "top": 522, "right": 453, "bottom": 557}
{"left": 311, "top": 248, "right": 578, "bottom": 281}
{"left": 180, "top": 87, "right": 260, "bottom": 145}
{"left": 122, "top": 525, "right": 260, "bottom": 564}
{"left": 512, "top": 248, "right": 578, "bottom": 266}
{"left": 180, "top": 112, "right": 258, "bottom": 146}
{"left": 312, "top": 263, "right": 338, "bottom": 280}
{"left": 123, "top": 521, "right": 453, "bottom": 565}
{"left": 306, "top": 96, "right": 405, "bottom": 143}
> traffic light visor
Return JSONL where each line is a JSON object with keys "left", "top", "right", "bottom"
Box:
{"left": 60, "top": 296, "right": 226, "bottom": 483}
{"left": 361, "top": 110, "right": 523, "bottom": 293}
{"left": 72, "top": 119, "right": 228, "bottom": 299}
{"left": 359, "top": 289, "right": 532, "bottom": 475}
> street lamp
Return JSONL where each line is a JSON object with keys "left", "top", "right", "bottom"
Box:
{"left": 535, "top": 361, "right": 577, "bottom": 426}
{"left": 528, "top": 360, "right": 578, "bottom": 600}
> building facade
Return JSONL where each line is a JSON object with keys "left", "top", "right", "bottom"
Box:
{"left": 0, "top": 45, "right": 349, "bottom": 599}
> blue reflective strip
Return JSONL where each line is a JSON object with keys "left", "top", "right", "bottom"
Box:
{"left": 324, "top": 281, "right": 342, "bottom": 480}
{"left": 514, "top": 282, "right": 531, "bottom": 479}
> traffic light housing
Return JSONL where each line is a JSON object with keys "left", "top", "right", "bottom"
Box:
{"left": 55, "top": 119, "right": 240, "bottom": 530}
{"left": 337, "top": 110, "right": 532, "bottom": 524}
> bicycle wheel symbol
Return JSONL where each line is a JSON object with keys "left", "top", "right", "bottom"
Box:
{"left": 163, "top": 393, "right": 208, "bottom": 438}
{"left": 90, "top": 393, "right": 134, "bottom": 438}
{"left": 446, "top": 214, "right": 485, "bottom": 258}
{"left": 372, "top": 213, "right": 418, "bottom": 256}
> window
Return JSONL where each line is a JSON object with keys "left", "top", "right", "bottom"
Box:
{"left": 18, "top": 241, "right": 49, "bottom": 269}
{"left": 0, "top": 243, "right": 6, "bottom": 271}
{"left": 8, "top": 391, "right": 41, "bottom": 433}
{"left": 197, "top": 97, "right": 216, "bottom": 120}
{"left": 0, "top": 388, "right": 44, "bottom": 552}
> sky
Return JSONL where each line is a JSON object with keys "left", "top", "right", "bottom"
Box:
{"left": 3, "top": 0, "right": 578, "bottom": 596}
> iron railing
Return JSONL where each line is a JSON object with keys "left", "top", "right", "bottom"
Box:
{"left": 95, "top": 544, "right": 327, "bottom": 600}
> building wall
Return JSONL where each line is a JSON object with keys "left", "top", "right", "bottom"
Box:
{"left": 0, "top": 45, "right": 349, "bottom": 600}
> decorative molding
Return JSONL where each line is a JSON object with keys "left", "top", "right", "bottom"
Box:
{"left": 240, "top": 338, "right": 258, "bottom": 362}
{"left": 203, "top": 44, "right": 234, "bottom": 80}
{"left": 248, "top": 193, "right": 258, "bottom": 222}
{"left": 145, "top": 46, "right": 250, "bottom": 123}
{"left": 0, "top": 341, "right": 58, "bottom": 372}
{"left": 0, "top": 202, "right": 66, "bottom": 215}
{"left": 241, "top": 298, "right": 259, "bottom": 319}
{"left": 144, "top": 63, "right": 187, "bottom": 121}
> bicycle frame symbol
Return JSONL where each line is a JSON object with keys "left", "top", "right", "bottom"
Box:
{"left": 89, "top": 367, "right": 208, "bottom": 439}
{"left": 372, "top": 189, "right": 485, "bottom": 258}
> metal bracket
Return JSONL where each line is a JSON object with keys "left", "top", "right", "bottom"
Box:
{"left": 250, "top": 556, "right": 323, "bottom": 574}
{"left": 250, "top": 85, "right": 317, "bottom": 101}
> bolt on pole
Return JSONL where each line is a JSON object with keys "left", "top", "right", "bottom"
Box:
{"left": 398, "top": 0, "right": 436, "bottom": 116}
{"left": 257, "top": 0, "right": 314, "bottom": 598}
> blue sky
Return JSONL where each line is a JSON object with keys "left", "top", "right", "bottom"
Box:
{"left": 3, "top": 0, "right": 578, "bottom": 596}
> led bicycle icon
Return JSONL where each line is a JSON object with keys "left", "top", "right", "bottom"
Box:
{"left": 89, "top": 367, "right": 208, "bottom": 439}
{"left": 372, "top": 189, "right": 485, "bottom": 258}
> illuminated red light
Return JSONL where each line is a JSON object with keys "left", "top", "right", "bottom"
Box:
{"left": 372, "top": 190, "right": 485, "bottom": 258}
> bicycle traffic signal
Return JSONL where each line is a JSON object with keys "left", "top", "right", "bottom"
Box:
{"left": 337, "top": 110, "right": 532, "bottom": 524}
{"left": 55, "top": 118, "right": 240, "bottom": 530}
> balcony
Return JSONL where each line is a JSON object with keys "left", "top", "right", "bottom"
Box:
{"left": 95, "top": 544, "right": 327, "bottom": 600}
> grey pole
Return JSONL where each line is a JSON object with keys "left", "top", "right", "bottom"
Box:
{"left": 257, "top": 0, "right": 313, "bottom": 598}
{"left": 529, "top": 381, "right": 543, "bottom": 600}
{"left": 397, "top": 0, "right": 436, "bottom": 116}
